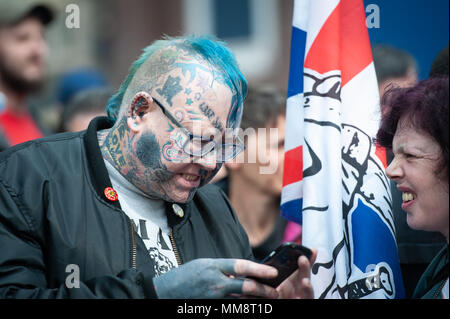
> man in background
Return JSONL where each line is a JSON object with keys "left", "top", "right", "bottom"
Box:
{"left": 372, "top": 44, "right": 418, "bottom": 118}
{"left": 429, "top": 45, "right": 449, "bottom": 77}
{"left": 60, "top": 87, "right": 110, "bottom": 132}
{"left": 0, "top": 0, "right": 53, "bottom": 150}
{"left": 55, "top": 67, "right": 109, "bottom": 132}
{"left": 216, "top": 86, "right": 301, "bottom": 261}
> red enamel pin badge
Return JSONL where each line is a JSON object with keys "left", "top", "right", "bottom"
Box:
{"left": 104, "top": 187, "right": 118, "bottom": 201}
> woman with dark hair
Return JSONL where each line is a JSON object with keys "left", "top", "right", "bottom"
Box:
{"left": 377, "top": 77, "right": 449, "bottom": 299}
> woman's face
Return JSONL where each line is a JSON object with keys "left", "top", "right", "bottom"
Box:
{"left": 386, "top": 117, "right": 449, "bottom": 240}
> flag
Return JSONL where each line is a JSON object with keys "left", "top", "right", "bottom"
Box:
{"left": 281, "top": 0, "right": 405, "bottom": 299}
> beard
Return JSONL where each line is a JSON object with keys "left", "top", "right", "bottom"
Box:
{"left": 135, "top": 131, "right": 173, "bottom": 182}
{"left": 0, "top": 58, "right": 44, "bottom": 94}
{"left": 132, "top": 131, "right": 174, "bottom": 199}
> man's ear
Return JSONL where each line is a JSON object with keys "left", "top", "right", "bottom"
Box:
{"left": 127, "top": 91, "right": 155, "bottom": 133}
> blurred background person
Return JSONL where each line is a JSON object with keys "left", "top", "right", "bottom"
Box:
{"left": 429, "top": 45, "right": 449, "bottom": 78}
{"left": 0, "top": 0, "right": 54, "bottom": 151}
{"left": 377, "top": 76, "right": 449, "bottom": 298}
{"left": 373, "top": 43, "right": 447, "bottom": 298}
{"left": 55, "top": 67, "right": 109, "bottom": 132}
{"left": 215, "top": 86, "right": 301, "bottom": 261}
{"left": 372, "top": 44, "right": 418, "bottom": 117}
{"left": 60, "top": 87, "right": 110, "bottom": 132}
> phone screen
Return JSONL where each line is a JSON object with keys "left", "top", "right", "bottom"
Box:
{"left": 249, "top": 242, "right": 312, "bottom": 288}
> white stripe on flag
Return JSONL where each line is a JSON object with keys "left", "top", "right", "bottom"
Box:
{"left": 341, "top": 62, "right": 381, "bottom": 138}
{"left": 284, "top": 93, "right": 304, "bottom": 152}
{"left": 304, "top": 0, "right": 339, "bottom": 58}
{"left": 281, "top": 180, "right": 303, "bottom": 205}
{"left": 292, "top": 0, "right": 310, "bottom": 31}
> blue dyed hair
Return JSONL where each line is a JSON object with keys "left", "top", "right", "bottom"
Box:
{"left": 106, "top": 35, "right": 248, "bottom": 127}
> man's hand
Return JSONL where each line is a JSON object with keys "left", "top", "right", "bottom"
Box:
{"left": 276, "top": 248, "right": 317, "bottom": 299}
{"left": 153, "top": 258, "right": 280, "bottom": 299}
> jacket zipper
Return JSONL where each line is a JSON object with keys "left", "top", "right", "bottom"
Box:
{"left": 169, "top": 229, "right": 182, "bottom": 266}
{"left": 433, "top": 278, "right": 447, "bottom": 299}
{"left": 129, "top": 215, "right": 181, "bottom": 269}
{"left": 129, "top": 217, "right": 137, "bottom": 269}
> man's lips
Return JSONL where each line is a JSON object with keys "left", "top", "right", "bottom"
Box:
{"left": 175, "top": 173, "right": 201, "bottom": 188}
{"left": 181, "top": 173, "right": 200, "bottom": 181}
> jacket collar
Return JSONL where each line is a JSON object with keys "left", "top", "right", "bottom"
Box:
{"left": 83, "top": 116, "right": 190, "bottom": 226}
{"left": 83, "top": 116, "right": 122, "bottom": 210}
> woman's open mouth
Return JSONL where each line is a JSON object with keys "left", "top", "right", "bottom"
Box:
{"left": 401, "top": 191, "right": 416, "bottom": 210}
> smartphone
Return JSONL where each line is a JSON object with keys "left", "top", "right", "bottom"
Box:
{"left": 248, "top": 242, "right": 313, "bottom": 288}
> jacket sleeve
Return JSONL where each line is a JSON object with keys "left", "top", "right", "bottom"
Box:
{"left": 0, "top": 180, "right": 157, "bottom": 299}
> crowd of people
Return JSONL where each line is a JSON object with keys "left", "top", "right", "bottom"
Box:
{"left": 0, "top": 0, "right": 447, "bottom": 299}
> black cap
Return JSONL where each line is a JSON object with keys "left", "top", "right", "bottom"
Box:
{"left": 0, "top": 0, "right": 54, "bottom": 27}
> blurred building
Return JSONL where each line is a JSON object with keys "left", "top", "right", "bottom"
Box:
{"left": 34, "top": 0, "right": 448, "bottom": 132}
{"left": 44, "top": 0, "right": 294, "bottom": 93}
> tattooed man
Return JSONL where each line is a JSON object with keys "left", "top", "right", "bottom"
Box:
{"left": 0, "top": 36, "right": 315, "bottom": 298}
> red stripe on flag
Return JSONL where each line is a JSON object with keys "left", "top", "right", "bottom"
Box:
{"left": 375, "top": 144, "right": 388, "bottom": 169}
{"left": 341, "top": 0, "right": 373, "bottom": 86}
{"left": 283, "top": 146, "right": 303, "bottom": 186}
{"left": 304, "top": 0, "right": 373, "bottom": 87}
{"left": 304, "top": 4, "right": 340, "bottom": 74}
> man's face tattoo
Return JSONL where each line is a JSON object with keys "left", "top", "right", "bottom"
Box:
{"left": 108, "top": 45, "right": 237, "bottom": 203}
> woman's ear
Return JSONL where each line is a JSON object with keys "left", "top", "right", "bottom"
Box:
{"left": 127, "top": 91, "right": 155, "bottom": 132}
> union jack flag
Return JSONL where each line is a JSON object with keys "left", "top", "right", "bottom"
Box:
{"left": 281, "top": 0, "right": 405, "bottom": 299}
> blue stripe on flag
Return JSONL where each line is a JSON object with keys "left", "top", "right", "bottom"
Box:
{"left": 287, "top": 26, "right": 307, "bottom": 98}
{"left": 351, "top": 199, "right": 405, "bottom": 298}
{"left": 281, "top": 198, "right": 303, "bottom": 225}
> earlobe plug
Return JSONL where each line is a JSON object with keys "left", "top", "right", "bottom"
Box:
{"left": 130, "top": 91, "right": 153, "bottom": 119}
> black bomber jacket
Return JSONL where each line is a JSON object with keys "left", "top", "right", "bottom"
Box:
{"left": 0, "top": 117, "right": 253, "bottom": 298}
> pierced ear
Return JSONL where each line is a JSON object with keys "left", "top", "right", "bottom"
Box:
{"left": 127, "top": 91, "right": 154, "bottom": 132}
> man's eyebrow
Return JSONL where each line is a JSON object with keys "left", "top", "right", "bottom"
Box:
{"left": 211, "top": 118, "right": 224, "bottom": 133}
{"left": 198, "top": 102, "right": 224, "bottom": 133}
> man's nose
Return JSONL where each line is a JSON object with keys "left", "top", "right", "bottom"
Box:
{"left": 36, "top": 38, "right": 48, "bottom": 58}
{"left": 29, "top": 37, "right": 48, "bottom": 62}
{"left": 192, "top": 153, "right": 217, "bottom": 171}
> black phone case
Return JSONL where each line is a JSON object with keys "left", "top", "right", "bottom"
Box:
{"left": 249, "top": 242, "right": 312, "bottom": 288}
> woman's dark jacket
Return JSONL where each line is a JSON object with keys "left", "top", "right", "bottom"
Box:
{"left": 0, "top": 117, "right": 252, "bottom": 298}
{"left": 412, "top": 245, "right": 449, "bottom": 299}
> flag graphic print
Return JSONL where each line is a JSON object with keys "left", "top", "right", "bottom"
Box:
{"left": 281, "top": 0, "right": 405, "bottom": 298}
